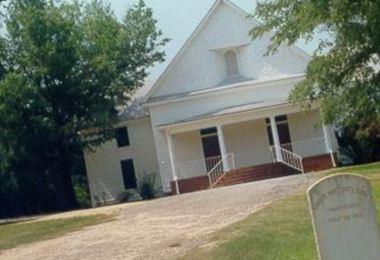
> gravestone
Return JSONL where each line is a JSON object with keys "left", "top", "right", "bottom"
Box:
{"left": 308, "top": 174, "right": 380, "bottom": 260}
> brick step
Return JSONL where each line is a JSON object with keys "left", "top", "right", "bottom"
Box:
{"left": 217, "top": 173, "right": 289, "bottom": 185}
{"left": 215, "top": 164, "right": 298, "bottom": 187}
{"left": 217, "top": 178, "right": 259, "bottom": 187}
{"left": 226, "top": 167, "right": 297, "bottom": 178}
{"left": 218, "top": 172, "right": 293, "bottom": 184}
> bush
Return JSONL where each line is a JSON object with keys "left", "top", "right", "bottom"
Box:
{"left": 72, "top": 176, "right": 91, "bottom": 208}
{"left": 336, "top": 126, "right": 380, "bottom": 164}
{"left": 138, "top": 172, "right": 157, "bottom": 200}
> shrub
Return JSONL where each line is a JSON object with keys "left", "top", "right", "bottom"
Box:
{"left": 138, "top": 172, "right": 157, "bottom": 200}
{"left": 72, "top": 175, "right": 91, "bottom": 208}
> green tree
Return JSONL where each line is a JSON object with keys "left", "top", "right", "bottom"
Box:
{"left": 251, "top": 0, "right": 380, "bottom": 137}
{"left": 0, "top": 0, "right": 167, "bottom": 212}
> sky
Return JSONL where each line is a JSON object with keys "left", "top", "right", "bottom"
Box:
{"left": 83, "top": 0, "right": 325, "bottom": 83}
{"left": 1, "top": 0, "right": 327, "bottom": 84}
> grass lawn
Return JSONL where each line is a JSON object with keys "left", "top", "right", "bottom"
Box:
{"left": 180, "top": 162, "right": 380, "bottom": 260}
{"left": 0, "top": 214, "right": 113, "bottom": 251}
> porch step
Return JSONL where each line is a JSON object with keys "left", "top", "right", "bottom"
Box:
{"left": 215, "top": 163, "right": 298, "bottom": 187}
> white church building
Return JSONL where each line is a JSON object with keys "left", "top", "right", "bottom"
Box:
{"left": 84, "top": 0, "right": 338, "bottom": 205}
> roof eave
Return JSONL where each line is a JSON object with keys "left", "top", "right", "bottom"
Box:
{"left": 143, "top": 73, "right": 305, "bottom": 107}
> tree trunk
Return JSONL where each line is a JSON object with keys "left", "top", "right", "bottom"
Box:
{"left": 49, "top": 136, "right": 81, "bottom": 211}
{"left": 53, "top": 169, "right": 78, "bottom": 210}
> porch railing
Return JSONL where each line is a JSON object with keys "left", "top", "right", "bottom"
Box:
{"left": 269, "top": 145, "right": 304, "bottom": 173}
{"left": 177, "top": 155, "right": 222, "bottom": 178}
{"left": 280, "top": 137, "right": 326, "bottom": 157}
{"left": 207, "top": 153, "right": 235, "bottom": 188}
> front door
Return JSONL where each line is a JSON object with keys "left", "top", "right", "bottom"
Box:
{"left": 200, "top": 128, "right": 221, "bottom": 172}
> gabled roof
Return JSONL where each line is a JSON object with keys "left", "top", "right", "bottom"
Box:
{"left": 142, "top": 0, "right": 311, "bottom": 104}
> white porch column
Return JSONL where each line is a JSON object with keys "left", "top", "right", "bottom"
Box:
{"left": 323, "top": 124, "right": 337, "bottom": 167}
{"left": 165, "top": 130, "right": 180, "bottom": 194}
{"left": 270, "top": 116, "right": 283, "bottom": 162}
{"left": 216, "top": 125, "right": 230, "bottom": 171}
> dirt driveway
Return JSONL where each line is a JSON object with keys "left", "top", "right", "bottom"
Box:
{"left": 1, "top": 173, "right": 323, "bottom": 260}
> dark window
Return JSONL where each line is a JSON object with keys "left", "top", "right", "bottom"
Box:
{"left": 115, "top": 127, "right": 130, "bottom": 147}
{"left": 201, "top": 135, "right": 221, "bottom": 159}
{"left": 277, "top": 123, "right": 292, "bottom": 144}
{"left": 121, "top": 159, "right": 137, "bottom": 189}
{"left": 200, "top": 127, "right": 217, "bottom": 136}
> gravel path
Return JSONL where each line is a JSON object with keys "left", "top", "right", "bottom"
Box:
{"left": 1, "top": 172, "right": 324, "bottom": 260}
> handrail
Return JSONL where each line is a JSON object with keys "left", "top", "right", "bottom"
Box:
{"left": 207, "top": 158, "right": 224, "bottom": 177}
{"left": 269, "top": 145, "right": 304, "bottom": 173}
{"left": 207, "top": 153, "right": 235, "bottom": 188}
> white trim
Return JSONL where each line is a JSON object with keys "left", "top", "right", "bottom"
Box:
{"left": 216, "top": 125, "right": 230, "bottom": 171}
{"left": 144, "top": 74, "right": 305, "bottom": 107}
{"left": 322, "top": 125, "right": 333, "bottom": 153}
{"left": 323, "top": 125, "right": 337, "bottom": 167}
{"left": 165, "top": 130, "right": 180, "bottom": 194}
{"left": 270, "top": 116, "right": 283, "bottom": 162}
